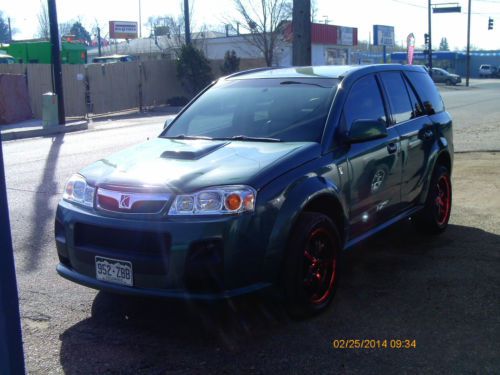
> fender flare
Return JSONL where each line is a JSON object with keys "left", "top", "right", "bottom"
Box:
{"left": 262, "top": 175, "right": 347, "bottom": 281}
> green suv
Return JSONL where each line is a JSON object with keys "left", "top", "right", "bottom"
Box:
{"left": 55, "top": 65, "right": 453, "bottom": 317}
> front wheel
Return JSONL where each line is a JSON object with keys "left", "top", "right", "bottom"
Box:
{"left": 414, "top": 165, "right": 452, "bottom": 234}
{"left": 283, "top": 213, "right": 341, "bottom": 318}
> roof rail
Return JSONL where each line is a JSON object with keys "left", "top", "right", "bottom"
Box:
{"left": 223, "top": 66, "right": 282, "bottom": 79}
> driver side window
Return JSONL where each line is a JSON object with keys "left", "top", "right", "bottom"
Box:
{"left": 343, "top": 75, "right": 387, "bottom": 130}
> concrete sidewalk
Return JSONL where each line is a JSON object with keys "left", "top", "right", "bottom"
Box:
{"left": 0, "top": 119, "right": 88, "bottom": 141}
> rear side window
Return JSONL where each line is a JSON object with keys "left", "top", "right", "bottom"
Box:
{"left": 379, "top": 72, "right": 413, "bottom": 124}
{"left": 405, "top": 71, "right": 444, "bottom": 115}
{"left": 343, "top": 75, "right": 387, "bottom": 128}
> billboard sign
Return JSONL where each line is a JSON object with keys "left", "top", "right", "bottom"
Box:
{"left": 338, "top": 27, "right": 355, "bottom": 46}
{"left": 373, "top": 25, "right": 395, "bottom": 47}
{"left": 109, "top": 21, "right": 138, "bottom": 39}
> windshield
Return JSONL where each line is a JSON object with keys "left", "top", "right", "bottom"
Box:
{"left": 162, "top": 78, "right": 338, "bottom": 142}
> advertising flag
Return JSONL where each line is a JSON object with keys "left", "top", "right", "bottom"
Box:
{"left": 407, "top": 33, "right": 415, "bottom": 65}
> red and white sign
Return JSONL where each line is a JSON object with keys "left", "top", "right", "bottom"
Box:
{"left": 407, "top": 33, "right": 415, "bottom": 65}
{"left": 109, "top": 21, "right": 138, "bottom": 39}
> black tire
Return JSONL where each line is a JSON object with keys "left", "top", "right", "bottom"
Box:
{"left": 414, "top": 165, "right": 452, "bottom": 235}
{"left": 445, "top": 79, "right": 452, "bottom": 86}
{"left": 283, "top": 212, "right": 341, "bottom": 318}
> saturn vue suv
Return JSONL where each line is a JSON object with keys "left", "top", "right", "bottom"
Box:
{"left": 55, "top": 64, "right": 453, "bottom": 317}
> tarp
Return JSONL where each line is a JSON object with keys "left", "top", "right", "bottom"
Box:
{"left": 0, "top": 74, "right": 32, "bottom": 125}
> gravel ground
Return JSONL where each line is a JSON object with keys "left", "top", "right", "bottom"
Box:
{"left": 15, "top": 152, "right": 500, "bottom": 375}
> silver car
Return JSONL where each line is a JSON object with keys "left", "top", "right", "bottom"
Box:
{"left": 431, "top": 68, "right": 461, "bottom": 85}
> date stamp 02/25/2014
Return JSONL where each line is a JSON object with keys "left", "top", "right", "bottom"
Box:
{"left": 332, "top": 339, "right": 417, "bottom": 350}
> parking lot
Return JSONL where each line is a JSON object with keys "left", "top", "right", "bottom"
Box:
{"left": 3, "top": 79, "right": 500, "bottom": 374}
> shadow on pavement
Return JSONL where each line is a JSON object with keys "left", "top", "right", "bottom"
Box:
{"left": 59, "top": 221, "right": 500, "bottom": 374}
{"left": 23, "top": 134, "right": 64, "bottom": 271}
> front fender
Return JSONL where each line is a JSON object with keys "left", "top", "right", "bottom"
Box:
{"left": 261, "top": 173, "right": 346, "bottom": 282}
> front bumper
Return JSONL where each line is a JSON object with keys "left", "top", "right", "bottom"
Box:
{"left": 55, "top": 200, "right": 274, "bottom": 299}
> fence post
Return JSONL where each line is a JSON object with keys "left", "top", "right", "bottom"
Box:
{"left": 138, "top": 62, "right": 143, "bottom": 112}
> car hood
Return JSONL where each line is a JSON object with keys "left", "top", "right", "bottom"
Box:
{"left": 80, "top": 138, "right": 320, "bottom": 192}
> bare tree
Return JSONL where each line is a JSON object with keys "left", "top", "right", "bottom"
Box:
{"left": 59, "top": 21, "right": 72, "bottom": 37}
{"left": 37, "top": 0, "right": 50, "bottom": 39}
{"left": 232, "top": 0, "right": 291, "bottom": 66}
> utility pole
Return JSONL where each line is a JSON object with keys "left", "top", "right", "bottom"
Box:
{"left": 8, "top": 17, "right": 12, "bottom": 42}
{"left": 466, "top": 0, "right": 471, "bottom": 87}
{"left": 138, "top": 0, "right": 142, "bottom": 38}
{"left": 428, "top": 0, "right": 433, "bottom": 76}
{"left": 97, "top": 26, "right": 102, "bottom": 57}
{"left": 292, "top": 0, "right": 311, "bottom": 66}
{"left": 47, "top": 0, "right": 66, "bottom": 125}
{"left": 0, "top": 139, "right": 26, "bottom": 375}
{"left": 184, "top": 0, "right": 191, "bottom": 45}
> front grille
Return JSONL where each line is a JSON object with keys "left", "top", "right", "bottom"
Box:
{"left": 96, "top": 187, "right": 171, "bottom": 214}
{"left": 74, "top": 223, "right": 171, "bottom": 255}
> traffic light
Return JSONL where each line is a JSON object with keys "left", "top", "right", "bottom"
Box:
{"left": 488, "top": 17, "right": 494, "bottom": 30}
{"left": 424, "top": 33, "right": 430, "bottom": 45}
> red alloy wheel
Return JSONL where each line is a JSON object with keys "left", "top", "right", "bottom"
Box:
{"left": 435, "top": 174, "right": 451, "bottom": 226}
{"left": 302, "top": 227, "right": 337, "bottom": 305}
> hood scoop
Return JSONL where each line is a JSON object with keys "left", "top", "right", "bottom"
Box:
{"left": 160, "top": 141, "right": 229, "bottom": 160}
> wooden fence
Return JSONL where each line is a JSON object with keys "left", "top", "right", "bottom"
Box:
{"left": 0, "top": 58, "right": 266, "bottom": 121}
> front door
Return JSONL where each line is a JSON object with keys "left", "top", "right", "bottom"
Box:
{"left": 343, "top": 74, "right": 402, "bottom": 238}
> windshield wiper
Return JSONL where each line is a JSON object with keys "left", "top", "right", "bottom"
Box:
{"left": 163, "top": 134, "right": 213, "bottom": 140}
{"left": 214, "top": 135, "right": 281, "bottom": 142}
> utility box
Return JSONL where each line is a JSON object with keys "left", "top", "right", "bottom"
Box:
{"left": 42, "top": 92, "right": 59, "bottom": 127}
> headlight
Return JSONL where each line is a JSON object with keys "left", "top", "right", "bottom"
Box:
{"left": 63, "top": 174, "right": 95, "bottom": 208}
{"left": 168, "top": 186, "right": 256, "bottom": 216}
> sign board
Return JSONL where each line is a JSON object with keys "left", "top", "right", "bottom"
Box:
{"left": 433, "top": 6, "right": 461, "bottom": 13}
{"left": 109, "top": 21, "right": 138, "bottom": 39}
{"left": 338, "top": 27, "right": 355, "bottom": 46}
{"left": 373, "top": 25, "right": 395, "bottom": 47}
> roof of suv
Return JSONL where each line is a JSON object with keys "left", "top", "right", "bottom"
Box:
{"left": 225, "top": 64, "right": 426, "bottom": 80}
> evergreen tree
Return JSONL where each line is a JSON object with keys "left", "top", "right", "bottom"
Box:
{"left": 176, "top": 44, "right": 213, "bottom": 96}
{"left": 0, "top": 11, "right": 10, "bottom": 43}
{"left": 220, "top": 50, "right": 241, "bottom": 75}
{"left": 70, "top": 21, "right": 91, "bottom": 44}
{"left": 439, "top": 37, "right": 450, "bottom": 51}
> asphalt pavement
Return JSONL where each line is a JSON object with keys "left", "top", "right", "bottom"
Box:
{"left": 1, "top": 79, "right": 499, "bottom": 374}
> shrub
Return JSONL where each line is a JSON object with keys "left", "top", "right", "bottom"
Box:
{"left": 220, "top": 50, "right": 240, "bottom": 75}
{"left": 176, "top": 44, "right": 213, "bottom": 97}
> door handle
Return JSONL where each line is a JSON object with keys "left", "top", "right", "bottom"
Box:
{"left": 387, "top": 143, "right": 398, "bottom": 154}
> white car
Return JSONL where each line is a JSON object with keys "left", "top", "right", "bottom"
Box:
{"left": 479, "top": 64, "right": 497, "bottom": 78}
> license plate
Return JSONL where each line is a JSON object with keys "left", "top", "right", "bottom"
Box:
{"left": 95, "top": 256, "right": 133, "bottom": 286}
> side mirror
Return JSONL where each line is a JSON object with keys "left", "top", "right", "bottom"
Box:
{"left": 163, "top": 116, "right": 175, "bottom": 129}
{"left": 348, "top": 119, "right": 388, "bottom": 143}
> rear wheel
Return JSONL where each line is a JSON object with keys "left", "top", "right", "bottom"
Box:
{"left": 414, "top": 165, "right": 452, "bottom": 234}
{"left": 283, "top": 213, "right": 341, "bottom": 318}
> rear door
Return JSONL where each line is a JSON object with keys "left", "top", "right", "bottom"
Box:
{"left": 379, "top": 70, "right": 436, "bottom": 205}
{"left": 344, "top": 74, "right": 402, "bottom": 237}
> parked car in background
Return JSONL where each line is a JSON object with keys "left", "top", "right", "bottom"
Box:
{"left": 91, "top": 54, "right": 136, "bottom": 64}
{"left": 0, "top": 54, "right": 16, "bottom": 64}
{"left": 478, "top": 64, "right": 497, "bottom": 78}
{"left": 55, "top": 64, "right": 453, "bottom": 318}
{"left": 430, "top": 67, "right": 461, "bottom": 85}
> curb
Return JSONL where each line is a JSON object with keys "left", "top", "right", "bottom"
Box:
{"left": 1, "top": 121, "right": 88, "bottom": 141}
